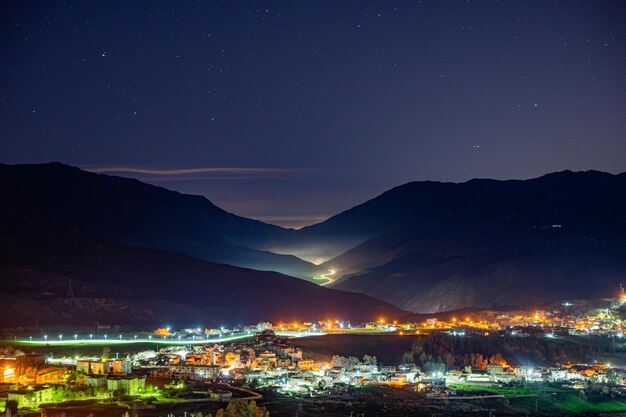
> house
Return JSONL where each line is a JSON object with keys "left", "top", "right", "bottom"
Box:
{"left": 1, "top": 366, "right": 16, "bottom": 383}
{"left": 168, "top": 365, "right": 221, "bottom": 380}
{"left": 111, "top": 359, "right": 132, "bottom": 375}
{"left": 381, "top": 366, "right": 396, "bottom": 374}
{"left": 36, "top": 367, "right": 66, "bottom": 384}
{"left": 106, "top": 376, "right": 145, "bottom": 395}
{"left": 7, "top": 385, "right": 55, "bottom": 407}
{"left": 76, "top": 361, "right": 110, "bottom": 375}
{"left": 84, "top": 375, "right": 107, "bottom": 388}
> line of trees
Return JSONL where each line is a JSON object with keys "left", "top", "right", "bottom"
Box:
{"left": 402, "top": 333, "right": 604, "bottom": 372}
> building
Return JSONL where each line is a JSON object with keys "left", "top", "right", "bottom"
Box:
{"left": 0, "top": 382, "right": 18, "bottom": 392}
{"left": 84, "top": 375, "right": 107, "bottom": 388}
{"left": 7, "top": 385, "right": 55, "bottom": 408}
{"left": 106, "top": 376, "right": 145, "bottom": 395}
{"left": 76, "top": 361, "right": 110, "bottom": 375}
{"left": 168, "top": 365, "right": 221, "bottom": 380}
{"left": 111, "top": 359, "right": 132, "bottom": 375}
{"left": 297, "top": 360, "right": 314, "bottom": 371}
{"left": 1, "top": 366, "right": 16, "bottom": 383}
{"left": 75, "top": 361, "right": 90, "bottom": 374}
{"left": 36, "top": 367, "right": 66, "bottom": 384}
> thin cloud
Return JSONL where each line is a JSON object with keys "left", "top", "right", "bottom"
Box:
{"left": 145, "top": 176, "right": 285, "bottom": 182}
{"left": 84, "top": 166, "right": 301, "bottom": 175}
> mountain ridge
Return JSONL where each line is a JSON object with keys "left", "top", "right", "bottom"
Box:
{"left": 0, "top": 233, "right": 404, "bottom": 326}
{"left": 0, "top": 162, "right": 323, "bottom": 279}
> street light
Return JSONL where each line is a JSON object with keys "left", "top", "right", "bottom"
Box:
{"left": 104, "top": 334, "right": 108, "bottom": 340}
{"left": 89, "top": 334, "right": 93, "bottom": 340}
{"left": 44, "top": 335, "right": 48, "bottom": 341}
{"left": 74, "top": 334, "right": 78, "bottom": 341}
{"left": 59, "top": 334, "right": 63, "bottom": 341}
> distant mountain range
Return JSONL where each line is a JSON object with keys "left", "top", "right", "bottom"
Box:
{"left": 0, "top": 234, "right": 403, "bottom": 327}
{"left": 0, "top": 162, "right": 322, "bottom": 279}
{"left": 2, "top": 162, "right": 625, "bottom": 319}
{"left": 321, "top": 171, "right": 626, "bottom": 311}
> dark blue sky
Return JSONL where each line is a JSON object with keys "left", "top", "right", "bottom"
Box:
{"left": 1, "top": 1, "right": 625, "bottom": 227}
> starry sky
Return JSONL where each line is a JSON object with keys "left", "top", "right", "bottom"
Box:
{"left": 1, "top": 1, "right": 625, "bottom": 228}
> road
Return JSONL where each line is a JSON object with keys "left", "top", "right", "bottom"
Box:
{"left": 313, "top": 269, "right": 336, "bottom": 286}
{"left": 9, "top": 330, "right": 327, "bottom": 347}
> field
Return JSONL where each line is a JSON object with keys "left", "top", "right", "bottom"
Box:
{"left": 448, "top": 383, "right": 626, "bottom": 415}
{"left": 292, "top": 333, "right": 416, "bottom": 364}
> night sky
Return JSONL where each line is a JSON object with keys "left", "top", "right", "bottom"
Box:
{"left": 1, "top": 1, "right": 625, "bottom": 228}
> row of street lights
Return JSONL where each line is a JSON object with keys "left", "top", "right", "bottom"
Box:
{"left": 32, "top": 332, "right": 249, "bottom": 342}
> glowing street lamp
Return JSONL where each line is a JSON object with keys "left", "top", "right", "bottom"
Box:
{"left": 74, "top": 334, "right": 78, "bottom": 341}
{"left": 44, "top": 335, "right": 48, "bottom": 341}
{"left": 104, "top": 334, "right": 108, "bottom": 340}
{"left": 89, "top": 334, "right": 93, "bottom": 340}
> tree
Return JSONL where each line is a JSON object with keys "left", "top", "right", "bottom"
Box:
{"left": 362, "top": 355, "right": 377, "bottom": 365}
{"left": 423, "top": 361, "right": 445, "bottom": 376}
{"left": 488, "top": 353, "right": 508, "bottom": 367}
{"left": 606, "top": 371, "right": 621, "bottom": 386}
{"left": 401, "top": 352, "right": 414, "bottom": 365}
{"left": 347, "top": 356, "right": 361, "bottom": 370}
{"left": 215, "top": 400, "right": 269, "bottom": 417}
{"left": 5, "top": 400, "right": 18, "bottom": 417}
{"left": 248, "top": 378, "right": 259, "bottom": 390}
{"left": 330, "top": 355, "right": 349, "bottom": 368}
{"left": 470, "top": 353, "right": 488, "bottom": 370}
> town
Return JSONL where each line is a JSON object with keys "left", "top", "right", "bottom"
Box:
{"left": 2, "top": 291, "right": 626, "bottom": 415}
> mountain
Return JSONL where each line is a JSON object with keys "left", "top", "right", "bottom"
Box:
{"left": 0, "top": 234, "right": 404, "bottom": 327}
{"left": 3, "top": 163, "right": 625, "bottom": 315}
{"left": 321, "top": 170, "right": 626, "bottom": 311}
{"left": 0, "top": 162, "right": 323, "bottom": 279}
{"left": 333, "top": 234, "right": 626, "bottom": 312}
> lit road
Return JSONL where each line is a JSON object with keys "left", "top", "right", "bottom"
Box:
{"left": 313, "top": 269, "right": 336, "bottom": 286}
{"left": 11, "top": 331, "right": 327, "bottom": 347}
